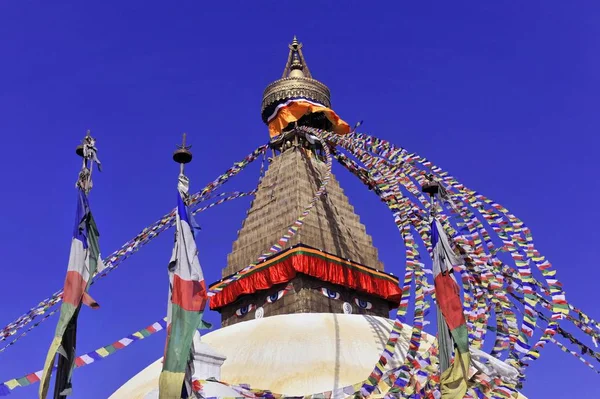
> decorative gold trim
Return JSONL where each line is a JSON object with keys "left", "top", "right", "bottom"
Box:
{"left": 261, "top": 77, "right": 331, "bottom": 119}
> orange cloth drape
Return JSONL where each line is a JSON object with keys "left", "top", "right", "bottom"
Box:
{"left": 268, "top": 100, "right": 351, "bottom": 138}
{"left": 209, "top": 246, "right": 401, "bottom": 309}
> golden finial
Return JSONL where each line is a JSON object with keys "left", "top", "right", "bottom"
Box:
{"left": 283, "top": 36, "right": 309, "bottom": 78}
{"left": 261, "top": 37, "right": 331, "bottom": 123}
{"left": 290, "top": 35, "right": 300, "bottom": 49}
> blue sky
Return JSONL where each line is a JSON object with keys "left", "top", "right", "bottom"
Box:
{"left": 1, "top": 1, "right": 599, "bottom": 398}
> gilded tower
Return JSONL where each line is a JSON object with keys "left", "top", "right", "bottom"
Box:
{"left": 210, "top": 38, "right": 400, "bottom": 326}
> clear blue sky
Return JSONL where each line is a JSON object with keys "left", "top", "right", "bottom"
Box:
{"left": 1, "top": 1, "right": 599, "bottom": 398}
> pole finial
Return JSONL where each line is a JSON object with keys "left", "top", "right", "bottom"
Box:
{"left": 75, "top": 130, "right": 101, "bottom": 193}
{"left": 422, "top": 174, "right": 440, "bottom": 218}
{"left": 421, "top": 174, "right": 440, "bottom": 197}
{"left": 173, "top": 133, "right": 193, "bottom": 170}
{"left": 76, "top": 130, "right": 95, "bottom": 157}
{"left": 291, "top": 35, "right": 299, "bottom": 48}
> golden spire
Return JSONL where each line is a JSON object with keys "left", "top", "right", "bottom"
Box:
{"left": 282, "top": 35, "right": 312, "bottom": 79}
{"left": 261, "top": 37, "right": 331, "bottom": 123}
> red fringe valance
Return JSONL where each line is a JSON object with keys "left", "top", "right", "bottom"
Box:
{"left": 209, "top": 246, "right": 401, "bottom": 310}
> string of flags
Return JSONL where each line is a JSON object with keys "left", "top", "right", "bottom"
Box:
{"left": 0, "top": 191, "right": 255, "bottom": 356}
{"left": 0, "top": 319, "right": 167, "bottom": 396}
{"left": 330, "top": 137, "right": 446, "bottom": 397}
{"left": 296, "top": 126, "right": 599, "bottom": 397}
{"left": 1, "top": 126, "right": 598, "bottom": 397}
{"left": 0, "top": 146, "right": 267, "bottom": 348}
{"left": 0, "top": 308, "right": 61, "bottom": 354}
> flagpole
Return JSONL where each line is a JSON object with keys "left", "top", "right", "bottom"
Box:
{"left": 423, "top": 175, "right": 472, "bottom": 399}
{"left": 41, "top": 131, "right": 102, "bottom": 399}
{"left": 54, "top": 131, "right": 98, "bottom": 399}
{"left": 164, "top": 133, "right": 196, "bottom": 398}
{"left": 422, "top": 175, "right": 453, "bottom": 374}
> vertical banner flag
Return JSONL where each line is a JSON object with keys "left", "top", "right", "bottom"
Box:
{"left": 431, "top": 220, "right": 471, "bottom": 399}
{"left": 159, "top": 174, "right": 208, "bottom": 398}
{"left": 39, "top": 190, "right": 101, "bottom": 398}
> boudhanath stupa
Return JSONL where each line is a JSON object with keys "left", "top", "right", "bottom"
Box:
{"left": 5, "top": 36, "right": 599, "bottom": 399}
{"left": 112, "top": 36, "right": 439, "bottom": 399}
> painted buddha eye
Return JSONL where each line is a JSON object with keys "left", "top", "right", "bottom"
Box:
{"left": 354, "top": 298, "right": 373, "bottom": 310}
{"left": 267, "top": 290, "right": 286, "bottom": 303}
{"left": 321, "top": 288, "right": 340, "bottom": 300}
{"left": 235, "top": 304, "right": 255, "bottom": 317}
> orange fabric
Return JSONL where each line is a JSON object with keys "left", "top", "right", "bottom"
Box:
{"left": 171, "top": 274, "right": 207, "bottom": 312}
{"left": 209, "top": 251, "right": 401, "bottom": 309}
{"left": 268, "top": 101, "right": 351, "bottom": 138}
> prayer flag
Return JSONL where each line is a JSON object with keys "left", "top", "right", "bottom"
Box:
{"left": 39, "top": 190, "right": 101, "bottom": 398}
{"left": 159, "top": 175, "right": 208, "bottom": 398}
{"left": 431, "top": 220, "right": 471, "bottom": 399}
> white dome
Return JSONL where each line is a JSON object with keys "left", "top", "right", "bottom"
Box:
{"left": 110, "top": 313, "right": 435, "bottom": 398}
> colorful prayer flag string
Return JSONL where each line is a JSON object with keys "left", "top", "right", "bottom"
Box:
{"left": 296, "top": 126, "right": 597, "bottom": 397}
{"left": 0, "top": 319, "right": 167, "bottom": 396}
{"left": 2, "top": 127, "right": 598, "bottom": 398}
{"left": 0, "top": 146, "right": 267, "bottom": 348}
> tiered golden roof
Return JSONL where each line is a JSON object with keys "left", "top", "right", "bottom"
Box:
{"left": 261, "top": 36, "right": 331, "bottom": 123}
